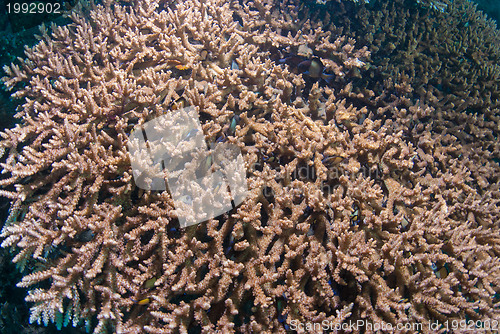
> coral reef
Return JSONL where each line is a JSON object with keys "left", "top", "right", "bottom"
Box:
{"left": 309, "top": 0, "right": 500, "bottom": 205}
{"left": 0, "top": 0, "right": 499, "bottom": 333}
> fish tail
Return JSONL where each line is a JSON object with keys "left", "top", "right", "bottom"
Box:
{"left": 322, "top": 73, "right": 335, "bottom": 86}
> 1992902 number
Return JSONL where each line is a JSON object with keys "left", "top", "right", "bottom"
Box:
{"left": 6, "top": 2, "right": 61, "bottom": 14}
{"left": 441, "top": 319, "right": 499, "bottom": 331}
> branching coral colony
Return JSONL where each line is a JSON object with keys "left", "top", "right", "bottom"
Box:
{"left": 0, "top": 0, "right": 499, "bottom": 333}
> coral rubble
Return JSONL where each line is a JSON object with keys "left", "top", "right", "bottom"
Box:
{"left": 0, "top": 0, "right": 499, "bottom": 333}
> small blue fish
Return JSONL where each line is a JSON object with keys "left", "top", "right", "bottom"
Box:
{"left": 278, "top": 54, "right": 305, "bottom": 68}
{"left": 231, "top": 60, "right": 239, "bottom": 70}
{"left": 227, "top": 115, "right": 240, "bottom": 135}
{"left": 196, "top": 154, "right": 213, "bottom": 178}
{"left": 224, "top": 234, "right": 235, "bottom": 254}
{"left": 182, "top": 128, "right": 198, "bottom": 141}
{"left": 328, "top": 280, "right": 339, "bottom": 296}
{"left": 178, "top": 195, "right": 193, "bottom": 205}
{"left": 277, "top": 312, "right": 287, "bottom": 324}
{"left": 263, "top": 155, "right": 276, "bottom": 163}
{"left": 213, "top": 181, "right": 225, "bottom": 194}
{"left": 130, "top": 297, "right": 151, "bottom": 305}
{"left": 321, "top": 73, "right": 336, "bottom": 85}
{"left": 303, "top": 206, "right": 313, "bottom": 219}
{"left": 215, "top": 134, "right": 226, "bottom": 143}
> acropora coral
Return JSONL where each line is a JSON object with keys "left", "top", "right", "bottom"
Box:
{"left": 0, "top": 0, "right": 498, "bottom": 333}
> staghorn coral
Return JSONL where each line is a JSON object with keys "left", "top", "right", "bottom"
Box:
{"left": 308, "top": 0, "right": 500, "bottom": 194}
{"left": 0, "top": 0, "right": 499, "bottom": 333}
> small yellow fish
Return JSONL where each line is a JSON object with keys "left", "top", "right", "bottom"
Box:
{"left": 213, "top": 181, "right": 224, "bottom": 194}
{"left": 175, "top": 64, "right": 190, "bottom": 71}
{"left": 137, "top": 298, "right": 150, "bottom": 305}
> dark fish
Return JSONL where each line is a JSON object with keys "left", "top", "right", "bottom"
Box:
{"left": 76, "top": 229, "right": 94, "bottom": 242}
{"left": 436, "top": 265, "right": 449, "bottom": 279}
{"left": 298, "top": 57, "right": 335, "bottom": 85}
{"left": 328, "top": 279, "right": 339, "bottom": 296}
{"left": 298, "top": 58, "right": 322, "bottom": 77}
{"left": 200, "top": 49, "right": 210, "bottom": 61}
{"left": 431, "top": 262, "right": 449, "bottom": 278}
{"left": 225, "top": 234, "right": 234, "bottom": 253}
{"left": 277, "top": 307, "right": 287, "bottom": 324}
{"left": 321, "top": 73, "right": 336, "bottom": 85}
{"left": 303, "top": 205, "right": 313, "bottom": 219}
